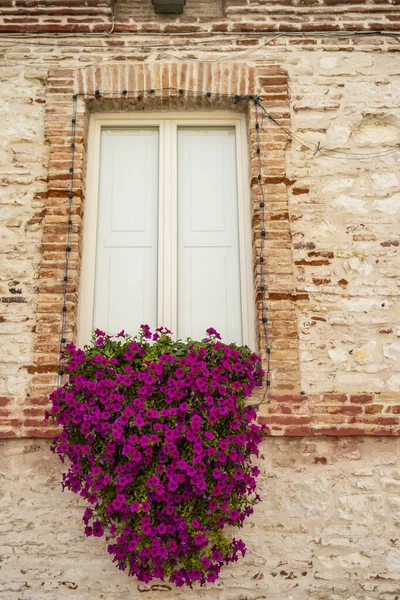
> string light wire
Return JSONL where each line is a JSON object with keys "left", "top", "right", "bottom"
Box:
{"left": 0, "top": 33, "right": 284, "bottom": 69}
{"left": 255, "top": 101, "right": 400, "bottom": 161}
{"left": 58, "top": 94, "right": 77, "bottom": 378}
{"left": 0, "top": 33, "right": 278, "bottom": 50}
{"left": 158, "top": 34, "right": 284, "bottom": 62}
{"left": 0, "top": 28, "right": 399, "bottom": 41}
{"left": 0, "top": 29, "right": 398, "bottom": 63}
{"left": 57, "top": 88, "right": 272, "bottom": 409}
{"left": 252, "top": 100, "right": 271, "bottom": 408}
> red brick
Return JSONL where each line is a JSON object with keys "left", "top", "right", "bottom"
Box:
{"left": 24, "top": 428, "right": 59, "bottom": 438}
{"left": 30, "top": 397, "right": 52, "bottom": 407}
{"left": 329, "top": 405, "right": 363, "bottom": 415}
{"left": 0, "top": 419, "right": 20, "bottom": 428}
{"left": 23, "top": 408, "right": 46, "bottom": 417}
{"left": 312, "top": 427, "right": 368, "bottom": 436}
{"left": 271, "top": 394, "right": 307, "bottom": 402}
{"left": 366, "top": 405, "right": 384, "bottom": 414}
{"left": 321, "top": 394, "right": 348, "bottom": 403}
{"left": 349, "top": 395, "right": 374, "bottom": 404}
{"left": 284, "top": 426, "right": 313, "bottom": 436}
{"left": 371, "top": 428, "right": 400, "bottom": 436}
{"left": 260, "top": 416, "right": 311, "bottom": 425}
{"left": 23, "top": 419, "right": 50, "bottom": 428}
{"left": 0, "top": 430, "right": 18, "bottom": 438}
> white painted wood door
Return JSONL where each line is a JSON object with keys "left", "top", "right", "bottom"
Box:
{"left": 93, "top": 127, "right": 159, "bottom": 334}
{"left": 177, "top": 127, "right": 242, "bottom": 344}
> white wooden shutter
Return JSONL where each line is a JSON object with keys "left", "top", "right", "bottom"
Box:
{"left": 93, "top": 128, "right": 159, "bottom": 334}
{"left": 177, "top": 127, "right": 242, "bottom": 344}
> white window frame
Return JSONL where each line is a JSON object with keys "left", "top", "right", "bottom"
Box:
{"left": 77, "top": 111, "right": 255, "bottom": 348}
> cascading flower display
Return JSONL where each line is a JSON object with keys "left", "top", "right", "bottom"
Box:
{"left": 48, "top": 326, "right": 266, "bottom": 587}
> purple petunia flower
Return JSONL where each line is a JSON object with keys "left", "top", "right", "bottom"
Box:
{"left": 49, "top": 326, "right": 264, "bottom": 588}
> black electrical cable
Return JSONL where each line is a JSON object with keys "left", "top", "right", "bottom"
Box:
{"left": 55, "top": 89, "right": 286, "bottom": 409}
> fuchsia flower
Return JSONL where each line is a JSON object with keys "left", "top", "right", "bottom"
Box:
{"left": 206, "top": 327, "right": 221, "bottom": 339}
{"left": 49, "top": 325, "right": 266, "bottom": 587}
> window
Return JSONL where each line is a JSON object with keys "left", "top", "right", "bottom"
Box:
{"left": 78, "top": 112, "right": 255, "bottom": 347}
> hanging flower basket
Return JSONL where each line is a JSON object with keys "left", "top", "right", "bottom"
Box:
{"left": 48, "top": 326, "right": 266, "bottom": 587}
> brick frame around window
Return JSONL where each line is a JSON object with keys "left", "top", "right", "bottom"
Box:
{"left": 12, "top": 61, "right": 400, "bottom": 438}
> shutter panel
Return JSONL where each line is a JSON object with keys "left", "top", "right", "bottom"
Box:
{"left": 177, "top": 127, "right": 242, "bottom": 344}
{"left": 93, "top": 128, "right": 159, "bottom": 335}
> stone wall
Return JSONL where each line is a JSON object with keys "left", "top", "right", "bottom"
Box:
{"left": 1, "top": 437, "right": 400, "bottom": 599}
{"left": 0, "top": 4, "right": 400, "bottom": 598}
{"left": 0, "top": 42, "right": 399, "bottom": 437}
